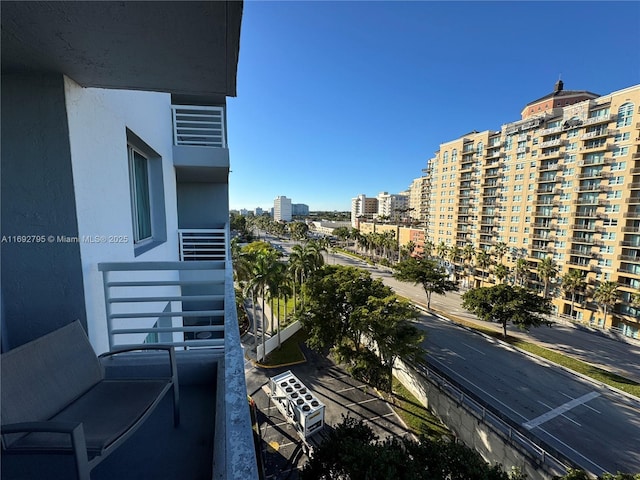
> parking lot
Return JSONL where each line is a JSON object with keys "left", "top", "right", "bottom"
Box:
{"left": 245, "top": 347, "right": 415, "bottom": 480}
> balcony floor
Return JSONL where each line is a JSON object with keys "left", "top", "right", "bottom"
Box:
{"left": 2, "top": 352, "right": 219, "bottom": 480}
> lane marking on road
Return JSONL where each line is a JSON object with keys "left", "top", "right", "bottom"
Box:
{"left": 336, "top": 385, "right": 368, "bottom": 394}
{"left": 537, "top": 400, "right": 581, "bottom": 427}
{"left": 461, "top": 342, "right": 486, "bottom": 355}
{"left": 523, "top": 391, "right": 600, "bottom": 430}
{"left": 345, "top": 398, "right": 378, "bottom": 408}
{"left": 364, "top": 412, "right": 396, "bottom": 422}
{"left": 561, "top": 392, "right": 601, "bottom": 414}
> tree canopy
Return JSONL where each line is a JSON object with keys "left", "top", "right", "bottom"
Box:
{"left": 462, "top": 284, "right": 552, "bottom": 338}
{"left": 300, "top": 416, "right": 515, "bottom": 480}
{"left": 301, "top": 417, "right": 637, "bottom": 480}
{"left": 393, "top": 257, "right": 458, "bottom": 310}
{"left": 300, "top": 265, "right": 422, "bottom": 391}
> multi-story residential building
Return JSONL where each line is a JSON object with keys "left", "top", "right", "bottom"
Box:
{"left": 425, "top": 82, "right": 640, "bottom": 338}
{"left": 408, "top": 176, "right": 428, "bottom": 224}
{"left": 351, "top": 194, "right": 379, "bottom": 227}
{"left": 273, "top": 195, "right": 293, "bottom": 221}
{"left": 376, "top": 191, "right": 410, "bottom": 222}
{"left": 1, "top": 2, "right": 258, "bottom": 478}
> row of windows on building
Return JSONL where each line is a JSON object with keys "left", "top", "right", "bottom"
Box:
{"left": 437, "top": 103, "right": 635, "bottom": 162}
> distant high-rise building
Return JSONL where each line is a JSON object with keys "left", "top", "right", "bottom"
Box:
{"left": 351, "top": 194, "right": 378, "bottom": 227}
{"left": 408, "top": 176, "right": 428, "bottom": 224}
{"left": 254, "top": 207, "right": 264, "bottom": 216}
{"left": 292, "top": 203, "right": 309, "bottom": 216}
{"left": 273, "top": 196, "right": 292, "bottom": 221}
{"left": 424, "top": 82, "right": 640, "bottom": 337}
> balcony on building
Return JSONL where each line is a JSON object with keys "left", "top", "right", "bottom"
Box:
{"left": 617, "top": 262, "right": 640, "bottom": 276}
{"left": 567, "top": 258, "right": 593, "bottom": 269}
{"left": 569, "top": 247, "right": 595, "bottom": 257}
{"left": 578, "top": 156, "right": 612, "bottom": 167}
{"left": 570, "top": 235, "right": 595, "bottom": 244}
{"left": 538, "top": 173, "right": 559, "bottom": 183}
{"left": 573, "top": 208, "right": 600, "bottom": 218}
{"left": 583, "top": 114, "right": 616, "bottom": 126}
{"left": 172, "top": 104, "right": 229, "bottom": 173}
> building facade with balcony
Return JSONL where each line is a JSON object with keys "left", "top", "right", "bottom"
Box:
{"left": 425, "top": 82, "right": 640, "bottom": 338}
{"left": 1, "top": 2, "right": 258, "bottom": 479}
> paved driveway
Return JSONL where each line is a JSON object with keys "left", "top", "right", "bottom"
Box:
{"left": 245, "top": 346, "right": 414, "bottom": 480}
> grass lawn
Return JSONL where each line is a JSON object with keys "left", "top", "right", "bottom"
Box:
{"left": 390, "top": 377, "right": 451, "bottom": 440}
{"left": 260, "top": 328, "right": 308, "bottom": 367}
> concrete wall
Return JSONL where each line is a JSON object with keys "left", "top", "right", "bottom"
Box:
{"left": 393, "top": 358, "right": 568, "bottom": 480}
{"left": 1, "top": 73, "right": 87, "bottom": 349}
{"left": 64, "top": 76, "right": 180, "bottom": 354}
{"left": 177, "top": 182, "right": 229, "bottom": 229}
{"left": 256, "top": 320, "right": 302, "bottom": 362}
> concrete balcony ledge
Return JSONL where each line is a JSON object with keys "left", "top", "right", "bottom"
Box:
{"left": 174, "top": 145, "right": 230, "bottom": 183}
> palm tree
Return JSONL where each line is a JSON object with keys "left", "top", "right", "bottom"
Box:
{"left": 475, "top": 250, "right": 491, "bottom": 287}
{"left": 462, "top": 244, "right": 475, "bottom": 289}
{"left": 493, "top": 241, "right": 509, "bottom": 265}
{"left": 436, "top": 241, "right": 449, "bottom": 261}
{"left": 245, "top": 250, "right": 280, "bottom": 360}
{"left": 592, "top": 281, "right": 619, "bottom": 327}
{"left": 288, "top": 242, "right": 325, "bottom": 312}
{"left": 514, "top": 258, "right": 529, "bottom": 287}
{"left": 265, "top": 261, "right": 289, "bottom": 348}
{"left": 423, "top": 240, "right": 434, "bottom": 259}
{"left": 494, "top": 263, "right": 509, "bottom": 284}
{"left": 448, "top": 245, "right": 462, "bottom": 282}
{"left": 561, "top": 269, "right": 586, "bottom": 318}
{"left": 536, "top": 256, "right": 558, "bottom": 299}
{"left": 632, "top": 288, "right": 640, "bottom": 310}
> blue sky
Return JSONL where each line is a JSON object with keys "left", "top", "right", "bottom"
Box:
{"left": 227, "top": 1, "right": 640, "bottom": 212}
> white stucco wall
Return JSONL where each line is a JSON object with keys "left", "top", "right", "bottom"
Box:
{"left": 64, "top": 76, "right": 179, "bottom": 354}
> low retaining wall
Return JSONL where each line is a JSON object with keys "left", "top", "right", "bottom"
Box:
{"left": 393, "top": 358, "right": 570, "bottom": 480}
{"left": 256, "top": 321, "right": 302, "bottom": 361}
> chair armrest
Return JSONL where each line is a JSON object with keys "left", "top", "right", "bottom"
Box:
{"left": 2, "top": 420, "right": 82, "bottom": 435}
{"left": 2, "top": 421, "right": 90, "bottom": 480}
{"left": 99, "top": 345, "right": 178, "bottom": 384}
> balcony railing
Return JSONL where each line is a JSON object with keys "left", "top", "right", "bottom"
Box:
{"left": 179, "top": 228, "right": 228, "bottom": 261}
{"left": 98, "top": 261, "right": 227, "bottom": 351}
{"left": 172, "top": 105, "right": 226, "bottom": 148}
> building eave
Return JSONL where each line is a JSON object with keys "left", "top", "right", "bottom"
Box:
{"left": 1, "top": 1, "right": 242, "bottom": 100}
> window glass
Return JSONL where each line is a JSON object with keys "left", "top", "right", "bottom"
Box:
{"left": 129, "top": 147, "right": 152, "bottom": 242}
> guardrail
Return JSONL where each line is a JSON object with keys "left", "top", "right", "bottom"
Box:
{"left": 399, "top": 357, "right": 573, "bottom": 477}
{"left": 171, "top": 105, "right": 226, "bottom": 148}
{"left": 179, "top": 228, "right": 228, "bottom": 261}
{"left": 98, "top": 261, "right": 227, "bottom": 350}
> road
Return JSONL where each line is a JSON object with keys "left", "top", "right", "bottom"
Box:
{"left": 418, "top": 312, "right": 640, "bottom": 475}
{"left": 264, "top": 236, "right": 640, "bottom": 474}
{"left": 331, "top": 248, "right": 640, "bottom": 383}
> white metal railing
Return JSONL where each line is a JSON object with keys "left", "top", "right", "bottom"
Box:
{"left": 98, "top": 261, "right": 227, "bottom": 350}
{"left": 171, "top": 105, "right": 226, "bottom": 148}
{"left": 178, "top": 229, "right": 228, "bottom": 261}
